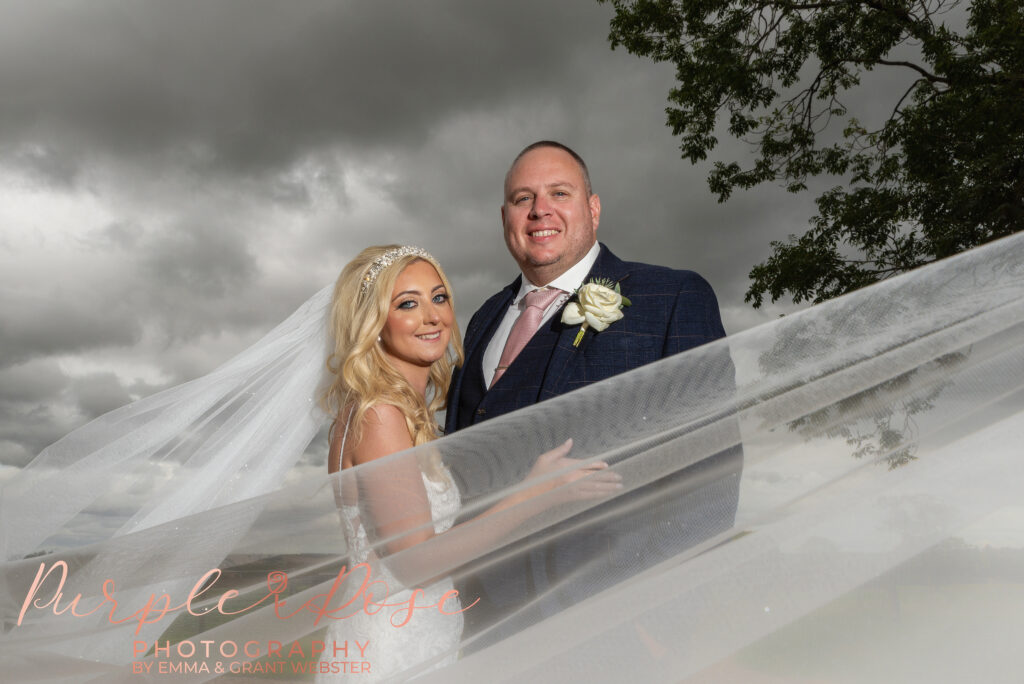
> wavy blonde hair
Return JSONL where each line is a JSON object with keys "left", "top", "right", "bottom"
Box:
{"left": 322, "top": 245, "right": 464, "bottom": 479}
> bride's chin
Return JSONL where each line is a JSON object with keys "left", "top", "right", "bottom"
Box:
{"left": 412, "top": 351, "right": 446, "bottom": 367}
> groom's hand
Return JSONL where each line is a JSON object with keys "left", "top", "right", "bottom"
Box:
{"left": 524, "top": 439, "right": 623, "bottom": 503}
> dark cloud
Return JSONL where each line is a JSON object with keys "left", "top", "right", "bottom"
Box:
{"left": 5, "top": 143, "right": 82, "bottom": 188}
{"left": 0, "top": 360, "right": 77, "bottom": 467}
{"left": 89, "top": 220, "right": 147, "bottom": 251}
{"left": 72, "top": 372, "right": 133, "bottom": 418}
{"left": 0, "top": 359, "right": 69, "bottom": 402}
{"left": 0, "top": 290, "right": 142, "bottom": 370}
{"left": 142, "top": 218, "right": 257, "bottom": 305}
{"left": 0, "top": 0, "right": 613, "bottom": 178}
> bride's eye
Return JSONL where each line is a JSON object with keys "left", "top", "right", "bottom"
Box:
{"left": 397, "top": 299, "right": 417, "bottom": 309}
{"left": 432, "top": 293, "right": 449, "bottom": 305}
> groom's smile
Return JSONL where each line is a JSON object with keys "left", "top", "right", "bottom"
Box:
{"left": 502, "top": 146, "right": 601, "bottom": 286}
{"left": 529, "top": 228, "right": 560, "bottom": 238}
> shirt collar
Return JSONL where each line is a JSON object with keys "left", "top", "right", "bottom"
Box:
{"left": 514, "top": 242, "right": 601, "bottom": 302}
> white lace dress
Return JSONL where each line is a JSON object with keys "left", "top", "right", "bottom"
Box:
{"left": 314, "top": 470, "right": 463, "bottom": 682}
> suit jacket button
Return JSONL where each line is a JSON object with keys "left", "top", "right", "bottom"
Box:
{"left": 476, "top": 408, "right": 486, "bottom": 415}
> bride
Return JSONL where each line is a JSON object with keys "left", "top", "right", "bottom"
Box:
{"left": 313, "top": 245, "right": 619, "bottom": 681}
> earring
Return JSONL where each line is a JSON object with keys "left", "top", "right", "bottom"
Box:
{"left": 377, "top": 336, "right": 382, "bottom": 343}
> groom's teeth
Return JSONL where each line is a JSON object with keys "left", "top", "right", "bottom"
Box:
{"left": 532, "top": 229, "right": 558, "bottom": 237}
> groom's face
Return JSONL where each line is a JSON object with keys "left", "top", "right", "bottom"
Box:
{"left": 502, "top": 147, "right": 601, "bottom": 285}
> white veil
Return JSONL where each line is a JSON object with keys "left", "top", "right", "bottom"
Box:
{"left": 2, "top": 231, "right": 1023, "bottom": 683}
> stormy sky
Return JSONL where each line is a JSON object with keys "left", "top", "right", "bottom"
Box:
{"left": 0, "top": 0, "right": 825, "bottom": 474}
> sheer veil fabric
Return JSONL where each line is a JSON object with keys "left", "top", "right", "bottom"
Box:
{"left": 2, "top": 233, "right": 1024, "bottom": 682}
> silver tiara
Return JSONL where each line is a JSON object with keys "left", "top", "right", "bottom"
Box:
{"left": 360, "top": 245, "right": 433, "bottom": 294}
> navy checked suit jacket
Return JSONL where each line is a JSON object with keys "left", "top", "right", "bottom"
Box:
{"left": 445, "top": 243, "right": 727, "bottom": 433}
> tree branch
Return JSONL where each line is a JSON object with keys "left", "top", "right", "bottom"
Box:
{"left": 872, "top": 59, "right": 950, "bottom": 84}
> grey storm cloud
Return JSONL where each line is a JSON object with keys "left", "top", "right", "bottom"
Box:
{"left": 0, "top": 289, "right": 143, "bottom": 369}
{"left": 0, "top": 359, "right": 68, "bottom": 403}
{"left": 0, "top": 360, "right": 75, "bottom": 467}
{"left": 71, "top": 371, "right": 133, "bottom": 418}
{"left": 0, "top": 0, "right": 612, "bottom": 176}
{"left": 141, "top": 218, "right": 260, "bottom": 326}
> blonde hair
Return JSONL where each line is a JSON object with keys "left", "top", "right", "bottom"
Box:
{"left": 322, "top": 245, "right": 464, "bottom": 479}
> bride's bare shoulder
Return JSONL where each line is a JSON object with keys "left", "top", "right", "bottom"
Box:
{"left": 351, "top": 404, "right": 413, "bottom": 465}
{"left": 363, "top": 403, "right": 406, "bottom": 427}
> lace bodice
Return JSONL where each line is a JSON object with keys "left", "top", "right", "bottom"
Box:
{"left": 315, "top": 469, "right": 463, "bottom": 682}
{"left": 341, "top": 470, "right": 460, "bottom": 559}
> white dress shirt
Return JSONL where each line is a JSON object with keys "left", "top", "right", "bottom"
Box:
{"left": 481, "top": 242, "right": 601, "bottom": 388}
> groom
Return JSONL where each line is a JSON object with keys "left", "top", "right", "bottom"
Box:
{"left": 444, "top": 141, "right": 741, "bottom": 643}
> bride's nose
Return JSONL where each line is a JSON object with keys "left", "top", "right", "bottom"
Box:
{"left": 423, "top": 303, "right": 440, "bottom": 324}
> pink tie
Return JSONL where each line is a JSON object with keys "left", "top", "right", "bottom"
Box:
{"left": 491, "top": 287, "right": 564, "bottom": 388}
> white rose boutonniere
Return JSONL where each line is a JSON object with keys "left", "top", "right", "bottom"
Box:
{"left": 561, "top": 277, "right": 632, "bottom": 347}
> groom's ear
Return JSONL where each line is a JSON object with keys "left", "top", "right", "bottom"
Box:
{"left": 589, "top": 193, "right": 601, "bottom": 230}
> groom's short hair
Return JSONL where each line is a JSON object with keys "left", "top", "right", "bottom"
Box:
{"left": 505, "top": 140, "right": 593, "bottom": 196}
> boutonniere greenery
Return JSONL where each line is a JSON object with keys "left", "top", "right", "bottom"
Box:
{"left": 561, "top": 277, "right": 631, "bottom": 347}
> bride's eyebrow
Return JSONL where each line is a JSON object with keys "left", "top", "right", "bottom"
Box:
{"left": 391, "top": 284, "right": 445, "bottom": 301}
{"left": 391, "top": 289, "right": 422, "bottom": 301}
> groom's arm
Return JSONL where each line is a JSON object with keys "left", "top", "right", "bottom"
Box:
{"left": 635, "top": 267, "right": 741, "bottom": 562}
{"left": 662, "top": 269, "right": 728, "bottom": 357}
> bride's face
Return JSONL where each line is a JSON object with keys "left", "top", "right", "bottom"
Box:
{"left": 379, "top": 260, "right": 454, "bottom": 378}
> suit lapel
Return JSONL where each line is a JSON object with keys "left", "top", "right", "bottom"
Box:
{"left": 465, "top": 280, "right": 518, "bottom": 363}
{"left": 461, "top": 278, "right": 518, "bottom": 389}
{"left": 540, "top": 244, "right": 631, "bottom": 399}
{"left": 446, "top": 278, "right": 517, "bottom": 432}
